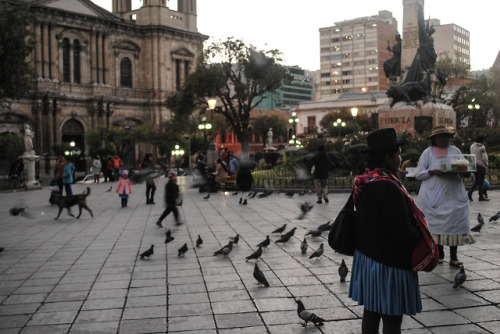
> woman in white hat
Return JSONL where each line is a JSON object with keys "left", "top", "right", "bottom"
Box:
{"left": 415, "top": 125, "right": 475, "bottom": 267}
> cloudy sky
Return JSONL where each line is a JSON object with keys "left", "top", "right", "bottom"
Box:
{"left": 94, "top": 0, "right": 497, "bottom": 71}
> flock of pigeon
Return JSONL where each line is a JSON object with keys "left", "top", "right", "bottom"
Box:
{"left": 455, "top": 210, "right": 500, "bottom": 289}
{"left": 137, "top": 192, "right": 350, "bottom": 327}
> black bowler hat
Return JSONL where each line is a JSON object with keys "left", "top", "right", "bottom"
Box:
{"left": 362, "top": 128, "right": 407, "bottom": 153}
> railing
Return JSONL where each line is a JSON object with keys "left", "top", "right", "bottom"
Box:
{"left": 251, "top": 163, "right": 500, "bottom": 191}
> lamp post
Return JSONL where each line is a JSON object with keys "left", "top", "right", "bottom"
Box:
{"left": 198, "top": 116, "right": 211, "bottom": 148}
{"left": 333, "top": 118, "right": 346, "bottom": 137}
{"left": 467, "top": 99, "right": 480, "bottom": 127}
{"left": 207, "top": 98, "right": 218, "bottom": 166}
{"left": 171, "top": 144, "right": 185, "bottom": 175}
{"left": 351, "top": 107, "right": 358, "bottom": 134}
{"left": 288, "top": 111, "right": 300, "bottom": 146}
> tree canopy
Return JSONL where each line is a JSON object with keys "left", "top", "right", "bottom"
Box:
{"left": 0, "top": 3, "right": 35, "bottom": 100}
{"left": 167, "top": 37, "right": 292, "bottom": 155}
{"left": 251, "top": 114, "right": 287, "bottom": 147}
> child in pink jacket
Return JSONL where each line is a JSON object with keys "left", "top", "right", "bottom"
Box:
{"left": 116, "top": 170, "right": 132, "bottom": 207}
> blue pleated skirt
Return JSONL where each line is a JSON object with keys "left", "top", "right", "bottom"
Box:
{"left": 349, "top": 250, "right": 422, "bottom": 316}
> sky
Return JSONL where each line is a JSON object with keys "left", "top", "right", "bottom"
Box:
{"left": 94, "top": 0, "right": 498, "bottom": 72}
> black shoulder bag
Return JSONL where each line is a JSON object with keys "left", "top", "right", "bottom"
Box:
{"left": 328, "top": 190, "right": 357, "bottom": 256}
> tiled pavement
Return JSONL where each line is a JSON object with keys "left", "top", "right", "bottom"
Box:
{"left": 1, "top": 177, "right": 500, "bottom": 333}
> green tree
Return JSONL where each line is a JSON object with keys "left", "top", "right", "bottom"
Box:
{"left": 251, "top": 114, "right": 287, "bottom": 147}
{"left": 0, "top": 3, "right": 35, "bottom": 100}
{"left": 168, "top": 37, "right": 292, "bottom": 155}
{"left": 436, "top": 53, "right": 470, "bottom": 80}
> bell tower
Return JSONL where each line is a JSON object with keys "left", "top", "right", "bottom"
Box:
{"left": 112, "top": 0, "right": 131, "bottom": 14}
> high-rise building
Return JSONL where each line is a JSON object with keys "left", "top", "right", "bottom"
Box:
{"left": 428, "top": 19, "right": 470, "bottom": 67}
{"left": 254, "top": 66, "right": 314, "bottom": 110}
{"left": 318, "top": 10, "right": 398, "bottom": 98}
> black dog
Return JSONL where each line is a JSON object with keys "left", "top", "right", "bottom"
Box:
{"left": 51, "top": 187, "right": 94, "bottom": 220}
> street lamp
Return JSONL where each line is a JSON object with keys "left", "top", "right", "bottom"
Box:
{"left": 288, "top": 111, "right": 299, "bottom": 145}
{"left": 198, "top": 116, "right": 212, "bottom": 148}
{"left": 333, "top": 118, "right": 346, "bottom": 137}
{"left": 206, "top": 98, "right": 218, "bottom": 165}
{"left": 351, "top": 107, "right": 358, "bottom": 134}
{"left": 467, "top": 99, "right": 480, "bottom": 127}
{"left": 171, "top": 144, "right": 185, "bottom": 174}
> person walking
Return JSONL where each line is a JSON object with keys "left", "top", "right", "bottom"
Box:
{"left": 236, "top": 164, "right": 253, "bottom": 205}
{"left": 156, "top": 171, "right": 182, "bottom": 227}
{"left": 112, "top": 155, "right": 122, "bottom": 181}
{"left": 92, "top": 156, "right": 102, "bottom": 183}
{"left": 53, "top": 155, "right": 67, "bottom": 195}
{"left": 349, "top": 128, "right": 423, "bottom": 334}
{"left": 62, "top": 157, "right": 75, "bottom": 196}
{"left": 141, "top": 153, "right": 157, "bottom": 204}
{"left": 415, "top": 125, "right": 475, "bottom": 267}
{"left": 106, "top": 157, "right": 114, "bottom": 182}
{"left": 468, "top": 135, "right": 489, "bottom": 201}
{"left": 229, "top": 152, "right": 240, "bottom": 176}
{"left": 116, "top": 170, "right": 132, "bottom": 208}
{"left": 101, "top": 156, "right": 109, "bottom": 182}
{"left": 308, "top": 144, "right": 335, "bottom": 204}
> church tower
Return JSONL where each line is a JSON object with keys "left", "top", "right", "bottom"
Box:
{"left": 112, "top": 0, "right": 131, "bottom": 14}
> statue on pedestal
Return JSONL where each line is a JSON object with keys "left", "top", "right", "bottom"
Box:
{"left": 23, "top": 124, "right": 35, "bottom": 155}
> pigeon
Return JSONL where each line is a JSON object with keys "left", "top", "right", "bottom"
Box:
{"left": 164, "top": 230, "right": 175, "bottom": 243}
{"left": 178, "top": 243, "right": 188, "bottom": 256}
{"left": 298, "top": 202, "right": 313, "bottom": 220}
{"left": 229, "top": 234, "right": 240, "bottom": 245}
{"left": 275, "top": 228, "right": 297, "bottom": 243}
{"left": 300, "top": 238, "right": 308, "bottom": 255}
{"left": 249, "top": 191, "right": 257, "bottom": 199}
{"left": 253, "top": 263, "right": 269, "bottom": 287}
{"left": 196, "top": 235, "right": 203, "bottom": 247}
{"left": 471, "top": 221, "right": 484, "bottom": 233}
{"left": 10, "top": 207, "right": 31, "bottom": 218}
{"left": 213, "top": 242, "right": 233, "bottom": 257}
{"left": 285, "top": 191, "right": 294, "bottom": 197}
{"left": 489, "top": 211, "right": 500, "bottom": 223}
{"left": 477, "top": 213, "right": 484, "bottom": 225}
{"left": 139, "top": 245, "right": 154, "bottom": 259}
{"left": 309, "top": 243, "right": 324, "bottom": 260}
{"left": 106, "top": 186, "right": 112, "bottom": 192}
{"left": 203, "top": 194, "right": 210, "bottom": 200}
{"left": 305, "top": 227, "right": 322, "bottom": 237}
{"left": 296, "top": 299, "right": 325, "bottom": 327}
{"left": 245, "top": 246, "right": 263, "bottom": 262}
{"left": 338, "top": 259, "right": 349, "bottom": 282}
{"left": 257, "top": 235, "right": 271, "bottom": 248}
{"left": 318, "top": 221, "right": 333, "bottom": 231}
{"left": 272, "top": 224, "right": 287, "bottom": 234}
{"left": 258, "top": 190, "right": 273, "bottom": 198}
{"left": 453, "top": 265, "right": 467, "bottom": 288}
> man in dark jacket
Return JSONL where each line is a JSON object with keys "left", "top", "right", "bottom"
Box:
{"left": 141, "top": 153, "right": 157, "bottom": 204}
{"left": 308, "top": 144, "right": 335, "bottom": 204}
{"left": 156, "top": 172, "right": 182, "bottom": 227}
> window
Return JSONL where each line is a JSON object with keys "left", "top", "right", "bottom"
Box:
{"left": 331, "top": 37, "right": 340, "bottom": 43}
{"left": 175, "top": 59, "right": 181, "bottom": 91}
{"left": 62, "top": 38, "right": 70, "bottom": 82}
{"left": 321, "top": 72, "right": 330, "bottom": 78}
{"left": 120, "top": 57, "right": 132, "bottom": 87}
{"left": 73, "top": 39, "right": 80, "bottom": 84}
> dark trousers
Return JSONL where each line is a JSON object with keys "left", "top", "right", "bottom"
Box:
{"left": 57, "top": 178, "right": 63, "bottom": 195}
{"left": 438, "top": 245, "right": 458, "bottom": 261}
{"left": 469, "top": 165, "right": 486, "bottom": 198}
{"left": 158, "top": 204, "right": 179, "bottom": 224}
{"left": 64, "top": 183, "right": 73, "bottom": 196}
{"left": 146, "top": 183, "right": 156, "bottom": 203}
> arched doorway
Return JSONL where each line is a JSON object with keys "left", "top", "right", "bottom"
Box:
{"left": 62, "top": 119, "right": 85, "bottom": 171}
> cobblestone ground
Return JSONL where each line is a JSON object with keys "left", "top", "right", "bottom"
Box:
{"left": 1, "top": 176, "right": 500, "bottom": 333}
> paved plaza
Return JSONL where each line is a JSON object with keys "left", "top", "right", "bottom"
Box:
{"left": 1, "top": 176, "right": 500, "bottom": 333}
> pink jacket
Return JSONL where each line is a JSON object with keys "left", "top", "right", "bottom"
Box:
{"left": 116, "top": 178, "right": 133, "bottom": 195}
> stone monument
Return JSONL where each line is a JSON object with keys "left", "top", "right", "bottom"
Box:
{"left": 21, "top": 123, "right": 41, "bottom": 190}
{"left": 378, "top": 0, "right": 455, "bottom": 135}
{"left": 264, "top": 127, "right": 276, "bottom": 151}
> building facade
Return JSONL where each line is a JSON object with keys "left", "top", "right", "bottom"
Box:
{"left": 318, "top": 10, "right": 398, "bottom": 98}
{"left": 254, "top": 66, "right": 314, "bottom": 111}
{"left": 1, "top": 0, "right": 205, "bottom": 172}
{"left": 429, "top": 19, "right": 470, "bottom": 66}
